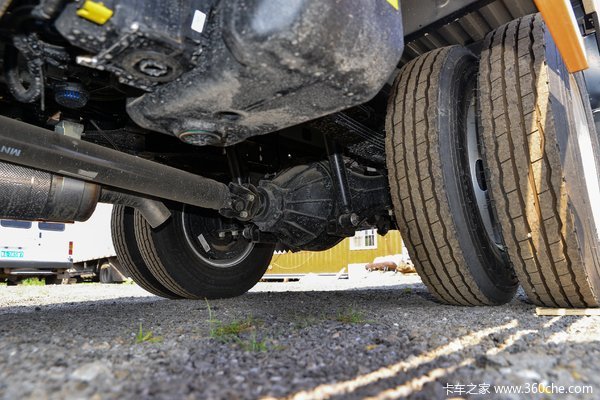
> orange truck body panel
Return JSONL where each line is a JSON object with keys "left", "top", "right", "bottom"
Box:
{"left": 534, "top": 0, "right": 589, "bottom": 72}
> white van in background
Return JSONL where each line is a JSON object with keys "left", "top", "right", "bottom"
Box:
{"left": 0, "top": 220, "right": 73, "bottom": 284}
{"left": 70, "top": 204, "right": 125, "bottom": 283}
{"left": 0, "top": 204, "right": 126, "bottom": 284}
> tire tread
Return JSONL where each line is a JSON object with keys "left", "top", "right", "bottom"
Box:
{"left": 479, "top": 14, "right": 598, "bottom": 307}
{"left": 111, "top": 205, "right": 180, "bottom": 299}
{"left": 387, "top": 47, "right": 498, "bottom": 306}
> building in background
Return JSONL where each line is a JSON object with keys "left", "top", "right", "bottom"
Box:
{"left": 266, "top": 230, "right": 404, "bottom": 277}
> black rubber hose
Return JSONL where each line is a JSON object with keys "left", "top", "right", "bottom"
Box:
{"left": 3, "top": 44, "right": 43, "bottom": 103}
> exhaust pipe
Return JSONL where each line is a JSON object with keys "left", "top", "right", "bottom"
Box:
{"left": 0, "top": 116, "right": 263, "bottom": 226}
{"left": 0, "top": 116, "right": 239, "bottom": 227}
{"left": 0, "top": 161, "right": 170, "bottom": 228}
{"left": 98, "top": 189, "right": 171, "bottom": 228}
{"left": 0, "top": 161, "right": 100, "bottom": 222}
{"left": 0, "top": 116, "right": 232, "bottom": 211}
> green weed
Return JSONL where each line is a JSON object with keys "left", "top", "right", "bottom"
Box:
{"left": 336, "top": 308, "right": 366, "bottom": 324}
{"left": 135, "top": 323, "right": 162, "bottom": 344}
{"left": 21, "top": 278, "right": 45, "bottom": 286}
{"left": 205, "top": 299, "right": 269, "bottom": 352}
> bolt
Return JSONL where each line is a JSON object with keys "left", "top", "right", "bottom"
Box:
{"left": 218, "top": 232, "right": 226, "bottom": 238}
{"left": 246, "top": 194, "right": 255, "bottom": 202}
{"left": 350, "top": 213, "right": 360, "bottom": 226}
{"left": 233, "top": 200, "right": 245, "bottom": 212}
{"left": 239, "top": 211, "right": 249, "bottom": 219}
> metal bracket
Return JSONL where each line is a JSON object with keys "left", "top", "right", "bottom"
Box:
{"left": 54, "top": 120, "right": 84, "bottom": 139}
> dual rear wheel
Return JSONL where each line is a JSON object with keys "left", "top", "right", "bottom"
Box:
{"left": 387, "top": 14, "right": 600, "bottom": 307}
{"left": 386, "top": 45, "right": 517, "bottom": 306}
{"left": 111, "top": 205, "right": 275, "bottom": 300}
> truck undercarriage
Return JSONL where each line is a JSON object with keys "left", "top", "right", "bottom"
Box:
{"left": 1, "top": 0, "right": 600, "bottom": 307}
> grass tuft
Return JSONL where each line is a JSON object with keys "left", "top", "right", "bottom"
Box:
{"left": 21, "top": 278, "right": 45, "bottom": 286}
{"left": 336, "top": 308, "right": 366, "bottom": 324}
{"left": 205, "top": 299, "right": 269, "bottom": 352}
{"left": 213, "top": 318, "right": 257, "bottom": 337}
{"left": 239, "top": 330, "right": 268, "bottom": 352}
{"left": 135, "top": 323, "right": 162, "bottom": 344}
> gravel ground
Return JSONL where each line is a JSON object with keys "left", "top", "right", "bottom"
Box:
{"left": 1, "top": 274, "right": 599, "bottom": 400}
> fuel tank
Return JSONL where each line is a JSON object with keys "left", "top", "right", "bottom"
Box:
{"left": 125, "top": 0, "right": 404, "bottom": 146}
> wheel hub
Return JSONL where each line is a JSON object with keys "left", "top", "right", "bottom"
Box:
{"left": 466, "top": 96, "right": 503, "bottom": 249}
{"left": 181, "top": 207, "right": 255, "bottom": 268}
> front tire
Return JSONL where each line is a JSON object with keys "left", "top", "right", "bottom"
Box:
{"left": 134, "top": 205, "right": 275, "bottom": 299}
{"left": 44, "top": 275, "right": 62, "bottom": 285}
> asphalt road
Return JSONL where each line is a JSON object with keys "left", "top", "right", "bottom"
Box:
{"left": 1, "top": 274, "right": 599, "bottom": 400}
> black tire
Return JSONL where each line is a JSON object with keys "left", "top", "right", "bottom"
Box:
{"left": 6, "top": 277, "right": 20, "bottom": 286}
{"left": 44, "top": 275, "right": 61, "bottom": 285}
{"left": 386, "top": 46, "right": 518, "bottom": 306}
{"left": 479, "top": 14, "right": 600, "bottom": 307}
{"left": 134, "top": 205, "right": 275, "bottom": 299}
{"left": 98, "top": 262, "right": 113, "bottom": 284}
{"left": 111, "top": 205, "right": 180, "bottom": 298}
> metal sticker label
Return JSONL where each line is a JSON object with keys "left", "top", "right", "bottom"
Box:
{"left": 191, "top": 10, "right": 207, "bottom": 33}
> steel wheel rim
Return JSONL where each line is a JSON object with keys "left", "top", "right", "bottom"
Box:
{"left": 181, "top": 207, "right": 255, "bottom": 268}
{"left": 570, "top": 75, "right": 600, "bottom": 241}
{"left": 466, "top": 95, "right": 504, "bottom": 249}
